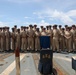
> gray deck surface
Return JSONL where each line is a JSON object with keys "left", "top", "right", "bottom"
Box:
{"left": 53, "top": 53, "right": 76, "bottom": 75}
{"left": 0, "top": 53, "right": 76, "bottom": 75}
{"left": 0, "top": 53, "right": 38, "bottom": 75}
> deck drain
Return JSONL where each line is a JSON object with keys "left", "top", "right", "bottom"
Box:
{"left": 66, "top": 56, "right": 69, "bottom": 58}
{"left": 6, "top": 62, "right": 8, "bottom": 64}
{"left": 26, "top": 55, "right": 29, "bottom": 57}
{"left": 0, "top": 64, "right": 4, "bottom": 66}
{"left": 23, "top": 60, "right": 25, "bottom": 63}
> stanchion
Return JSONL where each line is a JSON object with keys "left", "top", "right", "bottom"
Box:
{"left": 15, "top": 47, "right": 20, "bottom": 75}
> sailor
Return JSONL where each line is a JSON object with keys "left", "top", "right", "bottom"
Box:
{"left": 33, "top": 24, "right": 37, "bottom": 32}
{"left": 64, "top": 27, "right": 72, "bottom": 52}
{"left": 52, "top": 25, "right": 59, "bottom": 52}
{"left": 20, "top": 26, "right": 24, "bottom": 33}
{"left": 58, "top": 25, "right": 62, "bottom": 51}
{"left": 41, "top": 28, "right": 47, "bottom": 36}
{"left": 40, "top": 26, "right": 44, "bottom": 32}
{"left": 15, "top": 29, "right": 21, "bottom": 50}
{"left": 0, "top": 27, "right": 2, "bottom": 51}
{"left": 46, "top": 25, "right": 53, "bottom": 49}
{"left": 21, "top": 27, "right": 27, "bottom": 52}
{"left": 27, "top": 25, "right": 35, "bottom": 50}
{"left": 70, "top": 25, "right": 76, "bottom": 52}
{"left": 1, "top": 27, "right": 6, "bottom": 52}
{"left": 11, "top": 28, "right": 16, "bottom": 52}
{"left": 5, "top": 27, "right": 11, "bottom": 52}
{"left": 35, "top": 28, "right": 41, "bottom": 51}
{"left": 14, "top": 25, "right": 17, "bottom": 34}
{"left": 60, "top": 28, "right": 65, "bottom": 51}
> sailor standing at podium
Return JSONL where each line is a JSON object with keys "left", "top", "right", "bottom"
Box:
{"left": 41, "top": 28, "right": 47, "bottom": 36}
{"left": 46, "top": 25, "right": 53, "bottom": 49}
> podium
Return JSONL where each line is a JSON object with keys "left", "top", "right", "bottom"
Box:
{"left": 40, "top": 36, "right": 50, "bottom": 49}
{"left": 38, "top": 50, "right": 53, "bottom": 74}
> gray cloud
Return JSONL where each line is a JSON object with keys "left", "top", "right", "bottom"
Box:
{"left": 33, "top": 9, "right": 76, "bottom": 25}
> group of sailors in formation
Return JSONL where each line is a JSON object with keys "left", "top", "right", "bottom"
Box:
{"left": 0, "top": 24, "right": 76, "bottom": 53}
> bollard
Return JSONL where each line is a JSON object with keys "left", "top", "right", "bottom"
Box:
{"left": 15, "top": 47, "right": 20, "bottom": 75}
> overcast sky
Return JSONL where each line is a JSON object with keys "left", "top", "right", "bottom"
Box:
{"left": 0, "top": 0, "right": 76, "bottom": 28}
